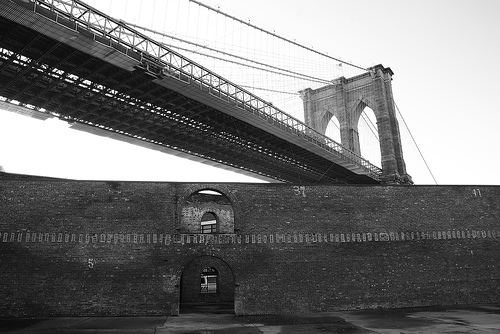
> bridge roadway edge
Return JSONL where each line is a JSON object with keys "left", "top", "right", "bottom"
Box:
{"left": 1, "top": 0, "right": 378, "bottom": 184}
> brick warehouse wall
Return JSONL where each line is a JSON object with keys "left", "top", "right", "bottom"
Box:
{"left": 1, "top": 175, "right": 500, "bottom": 316}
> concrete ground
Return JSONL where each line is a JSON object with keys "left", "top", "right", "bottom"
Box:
{"left": 1, "top": 304, "right": 500, "bottom": 334}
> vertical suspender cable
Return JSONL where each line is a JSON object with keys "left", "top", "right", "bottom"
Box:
{"left": 151, "top": 0, "right": 157, "bottom": 30}
{"left": 162, "top": 0, "right": 168, "bottom": 35}
{"left": 188, "top": 0, "right": 369, "bottom": 73}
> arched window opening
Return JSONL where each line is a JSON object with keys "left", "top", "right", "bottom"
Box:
{"left": 181, "top": 189, "right": 234, "bottom": 234}
{"left": 200, "top": 267, "right": 218, "bottom": 294}
{"left": 198, "top": 189, "right": 223, "bottom": 196}
{"left": 324, "top": 113, "right": 341, "bottom": 144}
{"left": 357, "top": 106, "right": 381, "bottom": 168}
{"left": 201, "top": 212, "right": 217, "bottom": 234}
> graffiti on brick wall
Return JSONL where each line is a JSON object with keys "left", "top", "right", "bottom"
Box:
{"left": 0, "top": 229, "right": 499, "bottom": 246}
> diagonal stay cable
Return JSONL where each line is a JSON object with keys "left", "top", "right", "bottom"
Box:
{"left": 395, "top": 101, "right": 438, "bottom": 185}
{"left": 190, "top": 0, "right": 371, "bottom": 73}
{"left": 162, "top": 42, "right": 329, "bottom": 84}
{"left": 360, "top": 112, "right": 379, "bottom": 141}
{"left": 123, "top": 21, "right": 331, "bottom": 84}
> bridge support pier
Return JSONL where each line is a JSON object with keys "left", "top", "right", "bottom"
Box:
{"left": 300, "top": 64, "right": 412, "bottom": 184}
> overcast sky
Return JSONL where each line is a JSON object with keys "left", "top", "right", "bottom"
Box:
{"left": 1, "top": 0, "right": 499, "bottom": 185}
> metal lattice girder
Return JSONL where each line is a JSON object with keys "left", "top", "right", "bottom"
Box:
{"left": 0, "top": 0, "right": 381, "bottom": 183}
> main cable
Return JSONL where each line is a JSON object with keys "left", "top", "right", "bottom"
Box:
{"left": 123, "top": 21, "right": 331, "bottom": 84}
{"left": 162, "top": 42, "right": 329, "bottom": 84}
{"left": 189, "top": 0, "right": 371, "bottom": 73}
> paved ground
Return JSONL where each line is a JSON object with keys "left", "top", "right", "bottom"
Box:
{"left": 1, "top": 304, "right": 500, "bottom": 334}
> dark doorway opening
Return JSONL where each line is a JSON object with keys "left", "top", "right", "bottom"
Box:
{"left": 179, "top": 256, "right": 235, "bottom": 314}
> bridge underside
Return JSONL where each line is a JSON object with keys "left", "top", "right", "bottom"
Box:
{"left": 0, "top": 12, "right": 377, "bottom": 184}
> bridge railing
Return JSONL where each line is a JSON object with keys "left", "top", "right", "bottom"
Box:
{"left": 19, "top": 0, "right": 382, "bottom": 180}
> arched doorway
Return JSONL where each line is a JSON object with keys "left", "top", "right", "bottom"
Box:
{"left": 179, "top": 256, "right": 235, "bottom": 314}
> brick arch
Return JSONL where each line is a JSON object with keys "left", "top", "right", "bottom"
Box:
{"left": 170, "top": 252, "right": 239, "bottom": 283}
{"left": 179, "top": 184, "right": 239, "bottom": 205}
{"left": 177, "top": 254, "right": 236, "bottom": 312}
{"left": 177, "top": 185, "right": 240, "bottom": 227}
{"left": 165, "top": 253, "right": 237, "bottom": 315}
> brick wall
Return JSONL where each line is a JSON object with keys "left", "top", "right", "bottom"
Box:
{"left": 1, "top": 176, "right": 499, "bottom": 316}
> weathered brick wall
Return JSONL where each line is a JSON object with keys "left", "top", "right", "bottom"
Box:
{"left": 0, "top": 179, "right": 177, "bottom": 316}
{"left": 1, "top": 176, "right": 499, "bottom": 316}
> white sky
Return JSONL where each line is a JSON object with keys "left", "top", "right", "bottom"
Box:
{"left": 1, "top": 0, "right": 499, "bottom": 185}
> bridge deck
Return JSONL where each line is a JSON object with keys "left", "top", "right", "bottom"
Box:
{"left": 0, "top": 0, "right": 380, "bottom": 184}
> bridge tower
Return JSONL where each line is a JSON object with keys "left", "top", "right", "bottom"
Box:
{"left": 300, "top": 64, "right": 412, "bottom": 184}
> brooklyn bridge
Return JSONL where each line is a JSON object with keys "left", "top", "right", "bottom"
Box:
{"left": 0, "top": 0, "right": 413, "bottom": 184}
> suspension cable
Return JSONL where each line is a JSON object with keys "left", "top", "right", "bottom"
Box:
{"left": 395, "top": 101, "right": 438, "bottom": 185}
{"left": 123, "top": 21, "right": 331, "bottom": 84}
{"left": 360, "top": 112, "right": 379, "bottom": 141}
{"left": 240, "top": 86, "right": 298, "bottom": 95}
{"left": 189, "top": 0, "right": 371, "bottom": 73}
{"left": 163, "top": 42, "right": 329, "bottom": 84}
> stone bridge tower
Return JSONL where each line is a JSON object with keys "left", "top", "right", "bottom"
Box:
{"left": 299, "top": 64, "right": 412, "bottom": 184}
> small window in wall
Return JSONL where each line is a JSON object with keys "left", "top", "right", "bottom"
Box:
{"left": 201, "top": 212, "right": 217, "bottom": 234}
{"left": 181, "top": 189, "right": 234, "bottom": 234}
{"left": 198, "top": 190, "right": 223, "bottom": 195}
{"left": 200, "top": 267, "right": 218, "bottom": 294}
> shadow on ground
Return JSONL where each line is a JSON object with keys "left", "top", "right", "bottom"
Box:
{"left": 2, "top": 304, "right": 500, "bottom": 334}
